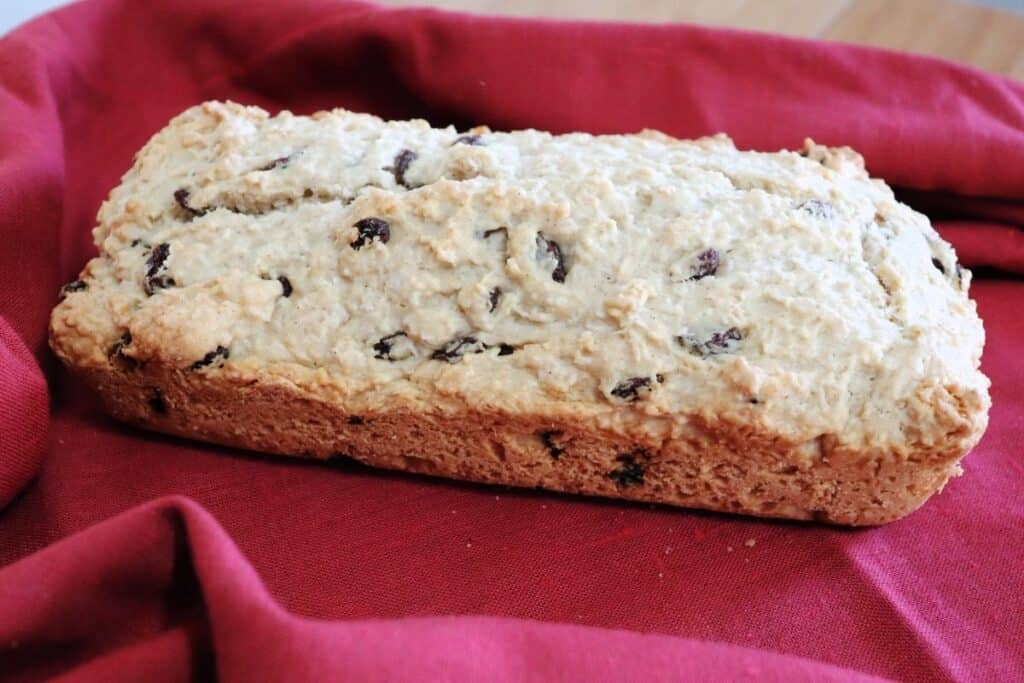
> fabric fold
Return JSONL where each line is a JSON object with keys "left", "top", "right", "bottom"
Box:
{"left": 0, "top": 318, "right": 48, "bottom": 508}
{"left": 0, "top": 496, "right": 884, "bottom": 682}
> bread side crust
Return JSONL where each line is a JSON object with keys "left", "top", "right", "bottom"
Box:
{"left": 61, "top": 357, "right": 967, "bottom": 526}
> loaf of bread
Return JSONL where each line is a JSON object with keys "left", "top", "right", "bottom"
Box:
{"left": 49, "top": 101, "right": 990, "bottom": 525}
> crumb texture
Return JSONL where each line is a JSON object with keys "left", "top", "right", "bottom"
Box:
{"left": 50, "top": 101, "right": 991, "bottom": 524}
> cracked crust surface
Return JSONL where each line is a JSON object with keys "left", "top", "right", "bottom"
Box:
{"left": 49, "top": 101, "right": 990, "bottom": 524}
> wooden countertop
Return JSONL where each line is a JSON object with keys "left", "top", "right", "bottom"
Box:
{"left": 381, "top": 0, "right": 1024, "bottom": 81}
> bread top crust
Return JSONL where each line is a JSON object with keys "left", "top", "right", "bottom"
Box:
{"left": 50, "top": 101, "right": 990, "bottom": 457}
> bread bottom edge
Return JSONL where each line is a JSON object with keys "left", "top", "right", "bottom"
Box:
{"left": 74, "top": 364, "right": 965, "bottom": 526}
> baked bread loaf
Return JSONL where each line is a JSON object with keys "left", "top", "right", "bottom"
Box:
{"left": 49, "top": 101, "right": 990, "bottom": 525}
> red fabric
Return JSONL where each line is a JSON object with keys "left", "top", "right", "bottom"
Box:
{"left": 1, "top": 0, "right": 1022, "bottom": 680}
{"left": 0, "top": 497, "right": 882, "bottom": 682}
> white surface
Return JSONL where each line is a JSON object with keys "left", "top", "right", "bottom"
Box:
{"left": 1, "top": 0, "right": 74, "bottom": 35}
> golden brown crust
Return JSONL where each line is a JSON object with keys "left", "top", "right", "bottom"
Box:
{"left": 59, "top": 353, "right": 965, "bottom": 526}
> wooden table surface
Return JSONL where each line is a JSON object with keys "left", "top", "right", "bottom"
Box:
{"left": 381, "top": 0, "right": 1024, "bottom": 81}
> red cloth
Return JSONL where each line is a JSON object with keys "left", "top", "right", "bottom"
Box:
{"left": 1, "top": 0, "right": 1022, "bottom": 680}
